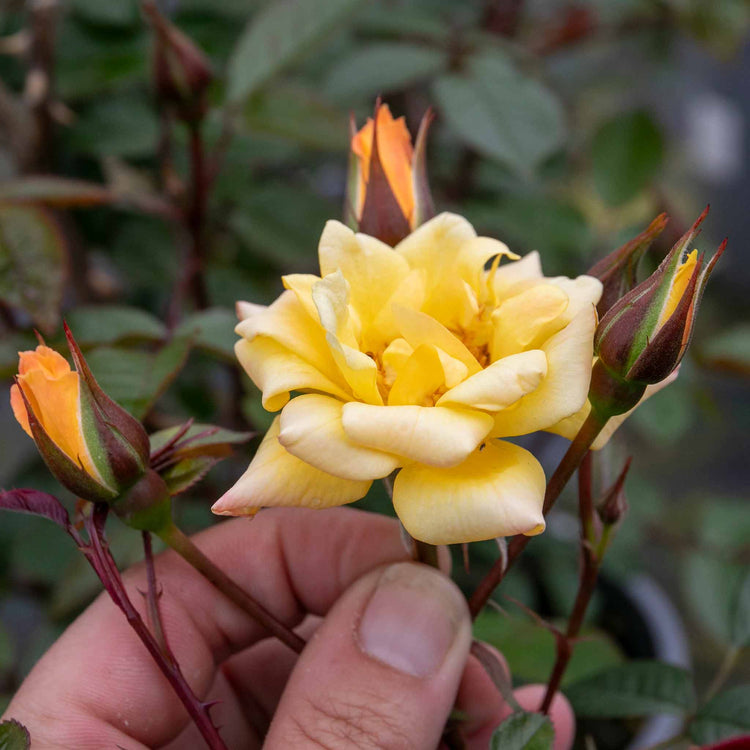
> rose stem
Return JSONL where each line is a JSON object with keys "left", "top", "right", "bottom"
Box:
{"left": 539, "top": 450, "right": 602, "bottom": 713}
{"left": 158, "top": 522, "right": 305, "bottom": 653}
{"left": 83, "top": 506, "right": 226, "bottom": 750}
{"left": 468, "top": 410, "right": 606, "bottom": 618}
{"left": 142, "top": 530, "right": 170, "bottom": 659}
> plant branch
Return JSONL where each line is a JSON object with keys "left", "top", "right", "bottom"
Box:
{"left": 468, "top": 410, "right": 606, "bottom": 618}
{"left": 81, "top": 506, "right": 226, "bottom": 749}
{"left": 158, "top": 522, "right": 305, "bottom": 654}
{"left": 142, "top": 531, "right": 170, "bottom": 658}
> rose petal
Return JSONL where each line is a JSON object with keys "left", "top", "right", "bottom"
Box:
{"left": 278, "top": 394, "right": 401, "bottom": 480}
{"left": 437, "top": 350, "right": 547, "bottom": 412}
{"left": 549, "top": 367, "right": 680, "bottom": 449}
{"left": 212, "top": 417, "right": 371, "bottom": 515}
{"left": 490, "top": 306, "right": 598, "bottom": 437}
{"left": 318, "top": 220, "right": 410, "bottom": 329}
{"left": 490, "top": 284, "right": 569, "bottom": 360}
{"left": 342, "top": 402, "right": 493, "bottom": 467}
{"left": 392, "top": 439, "right": 546, "bottom": 544}
{"left": 235, "top": 290, "right": 342, "bottom": 387}
{"left": 235, "top": 337, "right": 351, "bottom": 412}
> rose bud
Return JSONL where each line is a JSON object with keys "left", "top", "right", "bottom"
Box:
{"left": 591, "top": 208, "right": 725, "bottom": 417}
{"left": 346, "top": 102, "right": 435, "bottom": 245}
{"left": 10, "top": 324, "right": 150, "bottom": 504}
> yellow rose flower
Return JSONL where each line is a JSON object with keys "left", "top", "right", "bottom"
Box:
{"left": 213, "top": 213, "right": 602, "bottom": 544}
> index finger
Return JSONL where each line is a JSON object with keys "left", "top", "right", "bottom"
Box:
{"left": 3, "top": 507, "right": 409, "bottom": 748}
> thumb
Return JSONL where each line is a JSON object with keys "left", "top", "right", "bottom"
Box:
{"left": 265, "top": 561, "right": 472, "bottom": 749}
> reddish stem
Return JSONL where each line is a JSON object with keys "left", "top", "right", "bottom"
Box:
{"left": 468, "top": 411, "right": 605, "bottom": 618}
{"left": 158, "top": 523, "right": 306, "bottom": 654}
{"left": 539, "top": 541, "right": 600, "bottom": 713}
{"left": 82, "top": 506, "right": 226, "bottom": 749}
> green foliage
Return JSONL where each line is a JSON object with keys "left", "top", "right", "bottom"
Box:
{"left": 324, "top": 42, "right": 446, "bottom": 102}
{"left": 0, "top": 720, "right": 30, "bottom": 750}
{"left": 564, "top": 661, "right": 695, "bottom": 717}
{"left": 176, "top": 308, "right": 238, "bottom": 361}
{"left": 474, "top": 611, "right": 623, "bottom": 686}
{"left": 228, "top": 0, "right": 368, "bottom": 102}
{"left": 432, "top": 50, "right": 565, "bottom": 177}
{"left": 683, "top": 499, "right": 750, "bottom": 646}
{"left": 64, "top": 306, "right": 167, "bottom": 348}
{"left": 591, "top": 111, "right": 664, "bottom": 206}
{"left": 689, "top": 685, "right": 750, "bottom": 744}
{"left": 0, "top": 205, "right": 66, "bottom": 333}
{"left": 85, "top": 337, "right": 192, "bottom": 419}
{"left": 490, "top": 712, "right": 554, "bottom": 750}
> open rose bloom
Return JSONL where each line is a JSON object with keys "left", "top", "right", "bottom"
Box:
{"left": 213, "top": 213, "right": 603, "bottom": 544}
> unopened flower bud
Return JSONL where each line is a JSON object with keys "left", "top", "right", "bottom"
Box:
{"left": 112, "top": 468, "right": 172, "bottom": 531}
{"left": 594, "top": 207, "right": 725, "bottom": 389}
{"left": 346, "top": 102, "right": 435, "bottom": 245}
{"left": 589, "top": 213, "right": 669, "bottom": 317}
{"left": 596, "top": 457, "right": 631, "bottom": 526}
{"left": 10, "top": 325, "right": 150, "bottom": 504}
{"left": 143, "top": 1, "right": 213, "bottom": 122}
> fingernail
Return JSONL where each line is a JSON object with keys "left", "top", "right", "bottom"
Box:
{"left": 358, "top": 562, "right": 467, "bottom": 678}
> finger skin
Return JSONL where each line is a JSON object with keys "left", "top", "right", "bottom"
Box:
{"left": 266, "top": 562, "right": 473, "bottom": 750}
{"left": 2, "top": 508, "right": 409, "bottom": 748}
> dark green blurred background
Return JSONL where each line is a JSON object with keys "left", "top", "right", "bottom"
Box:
{"left": 0, "top": 1, "right": 748, "bottom": 745}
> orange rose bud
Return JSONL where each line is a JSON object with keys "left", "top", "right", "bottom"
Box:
{"left": 346, "top": 102, "right": 435, "bottom": 245}
{"left": 10, "top": 325, "right": 150, "bottom": 503}
{"left": 591, "top": 208, "right": 725, "bottom": 418}
{"left": 143, "top": 0, "right": 213, "bottom": 122}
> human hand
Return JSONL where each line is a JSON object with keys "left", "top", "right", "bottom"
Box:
{"left": 2, "top": 507, "right": 574, "bottom": 749}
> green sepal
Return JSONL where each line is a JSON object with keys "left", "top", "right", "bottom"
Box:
{"left": 65, "top": 322, "right": 150, "bottom": 492}
{"left": 112, "top": 469, "right": 172, "bottom": 533}
{"left": 588, "top": 212, "right": 668, "bottom": 316}
{"left": 411, "top": 109, "right": 436, "bottom": 229}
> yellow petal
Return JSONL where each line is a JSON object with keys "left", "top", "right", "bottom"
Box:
{"left": 236, "top": 290, "right": 342, "bottom": 388}
{"left": 388, "top": 344, "right": 446, "bottom": 406}
{"left": 318, "top": 220, "right": 410, "bottom": 331}
{"left": 491, "top": 251, "right": 543, "bottom": 299}
{"left": 392, "top": 440, "right": 546, "bottom": 544}
{"left": 341, "top": 403, "right": 493, "bottom": 467}
{"left": 312, "top": 271, "right": 360, "bottom": 349}
{"left": 437, "top": 350, "right": 547, "bottom": 412}
{"left": 659, "top": 249, "right": 699, "bottom": 328}
{"left": 393, "top": 304, "right": 482, "bottom": 376}
{"left": 278, "top": 394, "right": 401, "bottom": 480}
{"left": 490, "top": 285, "right": 569, "bottom": 360}
{"left": 212, "top": 417, "right": 371, "bottom": 515}
{"left": 235, "top": 337, "right": 351, "bottom": 412}
{"left": 236, "top": 300, "right": 265, "bottom": 322}
{"left": 282, "top": 273, "right": 323, "bottom": 326}
{"left": 549, "top": 368, "right": 680, "bottom": 449}
{"left": 490, "top": 306, "right": 598, "bottom": 437}
{"left": 396, "top": 212, "right": 476, "bottom": 275}
{"left": 545, "top": 275, "right": 603, "bottom": 325}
